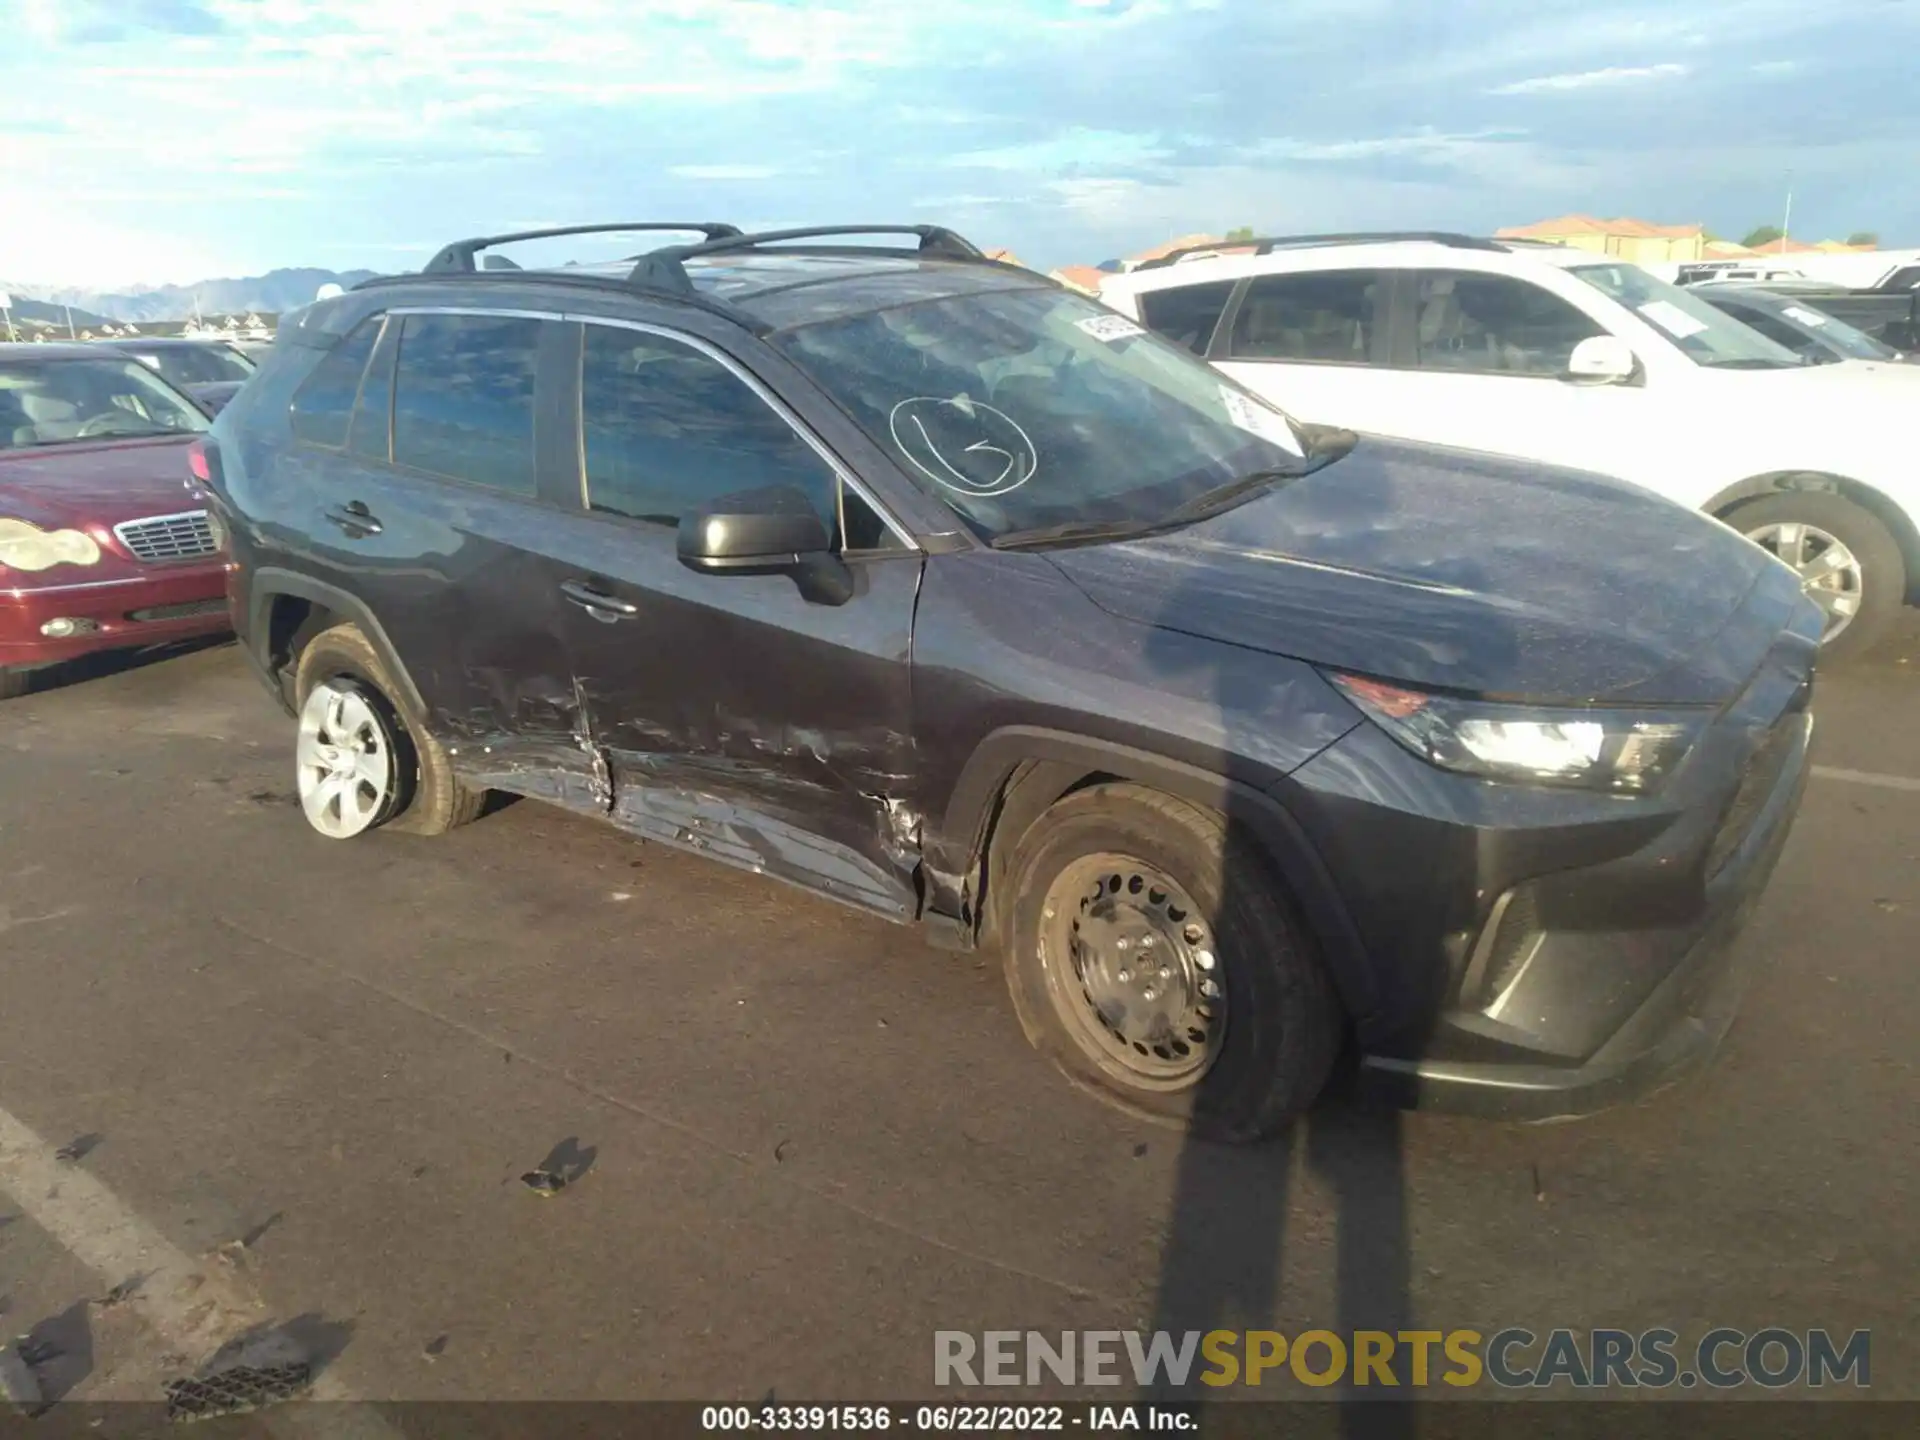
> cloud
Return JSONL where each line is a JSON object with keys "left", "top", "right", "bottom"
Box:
{"left": 668, "top": 164, "right": 782, "bottom": 181}
{"left": 1489, "top": 62, "right": 1690, "bottom": 95}
{"left": 1, "top": 0, "right": 1915, "bottom": 285}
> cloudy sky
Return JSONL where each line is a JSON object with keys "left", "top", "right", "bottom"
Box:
{"left": 2, "top": 0, "right": 1915, "bottom": 287}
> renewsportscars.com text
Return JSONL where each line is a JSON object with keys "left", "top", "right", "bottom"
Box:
{"left": 934, "top": 1327, "right": 1870, "bottom": 1390}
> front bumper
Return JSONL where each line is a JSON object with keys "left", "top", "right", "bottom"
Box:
{"left": 1280, "top": 605, "right": 1820, "bottom": 1120}
{"left": 1357, "top": 707, "right": 1810, "bottom": 1119}
{"left": 0, "top": 561, "right": 233, "bottom": 670}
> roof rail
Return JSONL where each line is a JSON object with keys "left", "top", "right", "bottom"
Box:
{"left": 626, "top": 224, "right": 987, "bottom": 292}
{"left": 1135, "top": 231, "right": 1506, "bottom": 271}
{"left": 422, "top": 222, "right": 744, "bottom": 275}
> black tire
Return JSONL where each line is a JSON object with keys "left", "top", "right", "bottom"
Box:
{"left": 1722, "top": 492, "right": 1907, "bottom": 663}
{"left": 1001, "top": 782, "right": 1342, "bottom": 1143}
{"left": 0, "top": 668, "right": 28, "bottom": 701}
{"left": 293, "top": 622, "right": 484, "bottom": 836}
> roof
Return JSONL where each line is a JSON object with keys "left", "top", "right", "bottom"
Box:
{"left": 88, "top": 335, "right": 242, "bottom": 349}
{"left": 0, "top": 342, "right": 104, "bottom": 362}
{"left": 1102, "top": 232, "right": 1624, "bottom": 297}
{"left": 1126, "top": 233, "right": 1225, "bottom": 265}
{"left": 345, "top": 249, "right": 1049, "bottom": 337}
{"left": 1496, "top": 213, "right": 1704, "bottom": 240}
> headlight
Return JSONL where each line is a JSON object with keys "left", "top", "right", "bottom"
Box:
{"left": 0, "top": 518, "right": 103, "bottom": 573}
{"left": 1328, "top": 672, "right": 1705, "bottom": 794}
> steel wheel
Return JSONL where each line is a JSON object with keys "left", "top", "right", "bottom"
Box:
{"left": 295, "top": 679, "right": 397, "bottom": 839}
{"left": 1744, "top": 519, "right": 1865, "bottom": 641}
{"left": 1038, "top": 853, "right": 1225, "bottom": 1090}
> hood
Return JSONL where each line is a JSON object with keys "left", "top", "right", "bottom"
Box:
{"left": 187, "top": 380, "right": 244, "bottom": 414}
{"left": 0, "top": 435, "right": 202, "bottom": 530}
{"left": 1044, "top": 437, "right": 1788, "bottom": 706}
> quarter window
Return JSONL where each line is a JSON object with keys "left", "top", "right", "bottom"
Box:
{"left": 289, "top": 318, "right": 381, "bottom": 448}
{"left": 1412, "top": 272, "right": 1605, "bottom": 377}
{"left": 580, "top": 325, "right": 852, "bottom": 540}
{"left": 1227, "top": 271, "right": 1383, "bottom": 363}
{"left": 391, "top": 313, "right": 541, "bottom": 495}
{"left": 1138, "top": 281, "right": 1236, "bottom": 356}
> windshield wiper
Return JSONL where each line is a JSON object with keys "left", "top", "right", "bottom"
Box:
{"left": 1160, "top": 467, "right": 1304, "bottom": 525}
{"left": 989, "top": 518, "right": 1165, "bottom": 551}
{"left": 990, "top": 465, "right": 1317, "bottom": 551}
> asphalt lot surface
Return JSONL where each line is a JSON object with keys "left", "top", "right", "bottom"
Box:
{"left": 1, "top": 618, "right": 1916, "bottom": 1409}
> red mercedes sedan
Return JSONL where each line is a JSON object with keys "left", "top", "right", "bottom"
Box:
{"left": 2, "top": 344, "right": 231, "bottom": 699}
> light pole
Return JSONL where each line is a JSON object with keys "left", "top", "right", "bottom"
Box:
{"left": 1780, "top": 172, "right": 1793, "bottom": 254}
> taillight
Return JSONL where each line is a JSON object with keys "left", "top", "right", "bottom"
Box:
{"left": 187, "top": 440, "right": 212, "bottom": 484}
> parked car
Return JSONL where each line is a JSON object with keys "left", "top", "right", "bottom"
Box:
{"left": 93, "top": 336, "right": 258, "bottom": 415}
{"left": 1691, "top": 284, "right": 1916, "bottom": 366}
{"left": 205, "top": 221, "right": 1820, "bottom": 1139}
{"left": 1102, "top": 232, "right": 1920, "bottom": 659}
{"left": 1, "top": 344, "right": 232, "bottom": 699}
{"left": 1677, "top": 262, "right": 1920, "bottom": 351}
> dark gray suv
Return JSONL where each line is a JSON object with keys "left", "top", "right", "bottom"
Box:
{"left": 200, "top": 222, "right": 1820, "bottom": 1140}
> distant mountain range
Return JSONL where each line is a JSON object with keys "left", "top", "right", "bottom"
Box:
{"left": 2, "top": 267, "right": 380, "bottom": 324}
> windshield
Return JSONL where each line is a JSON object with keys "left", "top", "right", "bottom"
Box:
{"left": 774, "top": 286, "right": 1313, "bottom": 541}
{"left": 1568, "top": 264, "right": 1805, "bottom": 369}
{"left": 1763, "top": 299, "right": 1900, "bottom": 361}
{"left": 125, "top": 343, "right": 255, "bottom": 387}
{"left": 0, "top": 358, "right": 210, "bottom": 450}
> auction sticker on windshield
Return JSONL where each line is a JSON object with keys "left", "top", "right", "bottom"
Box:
{"left": 1219, "top": 386, "right": 1304, "bottom": 457}
{"left": 1637, "top": 300, "right": 1708, "bottom": 338}
{"left": 1075, "top": 313, "right": 1146, "bottom": 343}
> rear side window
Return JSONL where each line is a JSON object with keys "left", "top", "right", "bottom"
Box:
{"left": 1412, "top": 272, "right": 1604, "bottom": 377}
{"left": 1138, "top": 281, "right": 1236, "bottom": 355}
{"left": 580, "top": 325, "right": 842, "bottom": 536}
{"left": 392, "top": 313, "right": 541, "bottom": 495}
{"left": 1228, "top": 271, "right": 1383, "bottom": 363}
{"left": 289, "top": 318, "right": 381, "bottom": 448}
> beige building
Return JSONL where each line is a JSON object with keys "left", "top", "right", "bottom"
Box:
{"left": 1495, "top": 214, "right": 1708, "bottom": 263}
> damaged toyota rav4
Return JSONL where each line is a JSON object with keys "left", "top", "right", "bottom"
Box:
{"left": 205, "top": 223, "right": 1820, "bottom": 1141}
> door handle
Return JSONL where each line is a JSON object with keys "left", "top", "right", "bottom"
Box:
{"left": 560, "top": 579, "right": 639, "bottom": 620}
{"left": 324, "top": 501, "right": 383, "bottom": 537}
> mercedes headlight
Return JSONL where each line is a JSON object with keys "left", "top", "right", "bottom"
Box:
{"left": 1328, "top": 672, "right": 1705, "bottom": 794}
{"left": 0, "top": 518, "right": 103, "bottom": 573}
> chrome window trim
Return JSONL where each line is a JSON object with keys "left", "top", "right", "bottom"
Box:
{"left": 382, "top": 304, "right": 918, "bottom": 551}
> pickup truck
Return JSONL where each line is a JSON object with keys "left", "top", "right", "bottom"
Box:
{"left": 1682, "top": 263, "right": 1920, "bottom": 350}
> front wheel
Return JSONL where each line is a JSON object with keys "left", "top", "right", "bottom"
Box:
{"left": 1001, "top": 783, "right": 1342, "bottom": 1143}
{"left": 1724, "top": 492, "right": 1907, "bottom": 662}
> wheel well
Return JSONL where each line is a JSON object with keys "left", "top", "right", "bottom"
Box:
{"left": 961, "top": 753, "right": 1374, "bottom": 1025}
{"left": 265, "top": 595, "right": 340, "bottom": 677}
{"left": 1708, "top": 471, "right": 1920, "bottom": 603}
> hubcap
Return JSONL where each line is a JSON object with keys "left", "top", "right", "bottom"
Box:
{"left": 1744, "top": 520, "right": 1864, "bottom": 641}
{"left": 1038, "top": 854, "right": 1224, "bottom": 1088}
{"left": 295, "top": 680, "right": 395, "bottom": 838}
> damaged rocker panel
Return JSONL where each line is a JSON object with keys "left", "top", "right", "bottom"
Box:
{"left": 448, "top": 735, "right": 922, "bottom": 922}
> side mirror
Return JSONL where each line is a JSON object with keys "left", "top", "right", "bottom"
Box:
{"left": 677, "top": 486, "right": 833, "bottom": 576}
{"left": 1566, "top": 335, "right": 1639, "bottom": 385}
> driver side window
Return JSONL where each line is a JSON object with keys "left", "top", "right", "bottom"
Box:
{"left": 579, "top": 325, "right": 898, "bottom": 551}
{"left": 1412, "top": 271, "right": 1605, "bottom": 377}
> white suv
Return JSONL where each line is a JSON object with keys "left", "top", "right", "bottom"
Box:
{"left": 1101, "top": 233, "right": 1920, "bottom": 659}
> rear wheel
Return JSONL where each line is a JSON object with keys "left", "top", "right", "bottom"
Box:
{"left": 292, "top": 624, "right": 483, "bottom": 838}
{"left": 1724, "top": 492, "right": 1906, "bottom": 662}
{"left": 1001, "top": 783, "right": 1342, "bottom": 1143}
